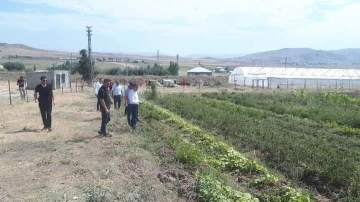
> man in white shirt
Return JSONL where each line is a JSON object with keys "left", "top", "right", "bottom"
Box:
{"left": 112, "top": 80, "right": 122, "bottom": 109}
{"left": 127, "top": 83, "right": 140, "bottom": 130}
{"left": 93, "top": 78, "right": 103, "bottom": 111}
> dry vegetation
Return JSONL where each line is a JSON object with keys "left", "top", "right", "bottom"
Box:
{"left": 0, "top": 86, "right": 194, "bottom": 202}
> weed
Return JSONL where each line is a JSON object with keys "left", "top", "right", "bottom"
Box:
{"left": 84, "top": 185, "right": 108, "bottom": 202}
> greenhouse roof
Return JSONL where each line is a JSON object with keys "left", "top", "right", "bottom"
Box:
{"left": 231, "top": 67, "right": 360, "bottom": 80}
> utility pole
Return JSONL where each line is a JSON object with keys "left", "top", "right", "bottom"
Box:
{"left": 126, "top": 58, "right": 129, "bottom": 84}
{"left": 285, "top": 57, "right": 287, "bottom": 68}
{"left": 86, "top": 26, "right": 93, "bottom": 81}
{"left": 70, "top": 53, "right": 73, "bottom": 66}
{"left": 157, "top": 49, "right": 159, "bottom": 65}
{"left": 176, "top": 54, "right": 179, "bottom": 64}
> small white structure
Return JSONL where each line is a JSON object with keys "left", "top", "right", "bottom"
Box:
{"left": 215, "top": 67, "right": 226, "bottom": 73}
{"left": 187, "top": 67, "right": 212, "bottom": 76}
{"left": 229, "top": 67, "right": 360, "bottom": 89}
{"left": 26, "top": 70, "right": 71, "bottom": 90}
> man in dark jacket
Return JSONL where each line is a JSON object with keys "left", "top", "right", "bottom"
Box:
{"left": 34, "top": 76, "right": 55, "bottom": 131}
{"left": 97, "top": 78, "right": 112, "bottom": 137}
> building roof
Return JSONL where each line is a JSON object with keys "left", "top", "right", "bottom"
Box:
{"left": 187, "top": 67, "right": 212, "bottom": 73}
{"left": 230, "top": 67, "right": 360, "bottom": 80}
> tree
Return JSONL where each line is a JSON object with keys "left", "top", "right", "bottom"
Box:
{"left": 2, "top": 62, "right": 25, "bottom": 71}
{"left": 168, "top": 61, "right": 179, "bottom": 76}
{"left": 72, "top": 49, "right": 98, "bottom": 82}
{"left": 47, "top": 60, "right": 72, "bottom": 71}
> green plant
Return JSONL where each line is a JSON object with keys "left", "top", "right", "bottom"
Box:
{"left": 85, "top": 185, "right": 107, "bottom": 202}
{"left": 175, "top": 141, "right": 203, "bottom": 164}
{"left": 153, "top": 94, "right": 360, "bottom": 199}
{"left": 2, "top": 62, "right": 25, "bottom": 71}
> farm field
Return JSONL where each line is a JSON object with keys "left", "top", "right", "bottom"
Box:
{"left": 151, "top": 92, "right": 360, "bottom": 201}
{"left": 0, "top": 87, "right": 200, "bottom": 201}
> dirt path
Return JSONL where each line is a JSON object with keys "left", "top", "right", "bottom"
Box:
{"left": 0, "top": 89, "right": 183, "bottom": 202}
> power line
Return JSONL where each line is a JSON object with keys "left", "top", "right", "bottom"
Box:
{"left": 86, "top": 26, "right": 93, "bottom": 81}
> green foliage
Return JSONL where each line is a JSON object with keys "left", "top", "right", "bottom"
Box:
{"left": 2, "top": 62, "right": 25, "bottom": 71}
{"left": 102, "top": 62, "right": 179, "bottom": 76}
{"left": 175, "top": 141, "right": 203, "bottom": 164}
{"left": 261, "top": 186, "right": 310, "bottom": 202}
{"left": 144, "top": 82, "right": 158, "bottom": 100}
{"left": 168, "top": 61, "right": 179, "bottom": 76}
{"left": 47, "top": 60, "right": 73, "bottom": 71}
{"left": 198, "top": 172, "right": 260, "bottom": 202}
{"left": 141, "top": 101, "right": 310, "bottom": 201}
{"left": 154, "top": 94, "right": 360, "bottom": 199}
{"left": 72, "top": 49, "right": 98, "bottom": 81}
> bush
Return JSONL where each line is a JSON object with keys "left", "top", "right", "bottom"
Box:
{"left": 2, "top": 62, "right": 25, "bottom": 71}
{"left": 103, "top": 67, "right": 121, "bottom": 75}
{"left": 144, "top": 82, "right": 158, "bottom": 100}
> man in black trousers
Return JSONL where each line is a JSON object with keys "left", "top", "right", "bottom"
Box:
{"left": 34, "top": 76, "right": 55, "bottom": 131}
{"left": 98, "top": 78, "right": 112, "bottom": 137}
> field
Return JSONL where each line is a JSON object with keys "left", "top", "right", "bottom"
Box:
{"left": 143, "top": 90, "right": 360, "bottom": 201}
{"left": 2, "top": 76, "right": 360, "bottom": 201}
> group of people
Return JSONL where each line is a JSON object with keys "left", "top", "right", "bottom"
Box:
{"left": 93, "top": 78, "right": 141, "bottom": 137}
{"left": 31, "top": 75, "right": 140, "bottom": 136}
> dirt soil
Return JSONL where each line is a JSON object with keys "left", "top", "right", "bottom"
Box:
{"left": 0, "top": 86, "right": 190, "bottom": 202}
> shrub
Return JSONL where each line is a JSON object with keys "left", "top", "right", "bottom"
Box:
{"left": 2, "top": 62, "right": 25, "bottom": 71}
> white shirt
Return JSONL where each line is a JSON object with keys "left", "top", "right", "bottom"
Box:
{"left": 112, "top": 85, "right": 122, "bottom": 96}
{"left": 93, "top": 82, "right": 102, "bottom": 95}
{"left": 128, "top": 89, "right": 139, "bottom": 104}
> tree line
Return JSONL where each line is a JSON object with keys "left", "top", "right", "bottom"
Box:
{"left": 2, "top": 49, "right": 179, "bottom": 81}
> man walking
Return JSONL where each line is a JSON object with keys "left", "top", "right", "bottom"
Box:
{"left": 93, "top": 78, "right": 102, "bottom": 111}
{"left": 112, "top": 80, "right": 122, "bottom": 109}
{"left": 124, "top": 82, "right": 133, "bottom": 125}
{"left": 128, "top": 83, "right": 140, "bottom": 130}
{"left": 34, "top": 76, "right": 55, "bottom": 131}
{"left": 17, "top": 76, "right": 25, "bottom": 100}
{"left": 98, "top": 78, "right": 112, "bottom": 137}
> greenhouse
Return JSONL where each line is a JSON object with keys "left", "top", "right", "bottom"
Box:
{"left": 228, "top": 67, "right": 360, "bottom": 89}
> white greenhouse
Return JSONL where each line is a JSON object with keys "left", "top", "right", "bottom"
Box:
{"left": 228, "top": 67, "right": 360, "bottom": 89}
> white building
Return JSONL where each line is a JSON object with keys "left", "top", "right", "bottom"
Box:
{"left": 187, "top": 67, "right": 212, "bottom": 76}
{"left": 229, "top": 67, "right": 360, "bottom": 89}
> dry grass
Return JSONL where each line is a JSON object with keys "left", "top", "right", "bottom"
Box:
{"left": 0, "top": 86, "right": 185, "bottom": 202}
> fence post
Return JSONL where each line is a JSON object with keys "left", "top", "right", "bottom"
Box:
{"left": 8, "top": 80, "right": 12, "bottom": 105}
{"left": 25, "top": 79, "right": 29, "bottom": 102}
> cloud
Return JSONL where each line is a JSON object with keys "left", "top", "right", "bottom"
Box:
{"left": 3, "top": 0, "right": 360, "bottom": 52}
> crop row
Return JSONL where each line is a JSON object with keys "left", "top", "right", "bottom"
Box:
{"left": 140, "top": 101, "right": 310, "bottom": 201}
{"left": 153, "top": 94, "right": 360, "bottom": 200}
{"left": 201, "top": 91, "right": 360, "bottom": 130}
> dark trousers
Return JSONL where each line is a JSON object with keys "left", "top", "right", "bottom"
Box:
{"left": 39, "top": 104, "right": 52, "bottom": 128}
{"left": 100, "top": 111, "right": 111, "bottom": 134}
{"left": 113, "top": 95, "right": 121, "bottom": 109}
{"left": 128, "top": 104, "right": 139, "bottom": 128}
{"left": 97, "top": 100, "right": 100, "bottom": 111}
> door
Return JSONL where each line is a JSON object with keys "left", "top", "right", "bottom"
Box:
{"left": 56, "top": 74, "right": 61, "bottom": 89}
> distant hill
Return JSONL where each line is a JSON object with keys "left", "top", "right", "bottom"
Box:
{"left": 239, "top": 48, "right": 360, "bottom": 64}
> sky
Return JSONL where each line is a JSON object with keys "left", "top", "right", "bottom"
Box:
{"left": 0, "top": 0, "right": 359, "bottom": 56}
